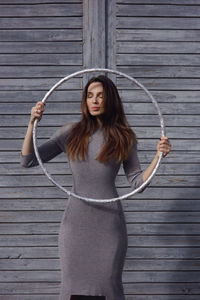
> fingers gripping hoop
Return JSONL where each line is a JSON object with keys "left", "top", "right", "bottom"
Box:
{"left": 33, "top": 68, "right": 166, "bottom": 203}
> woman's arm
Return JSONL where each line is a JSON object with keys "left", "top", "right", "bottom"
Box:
{"left": 20, "top": 99, "right": 74, "bottom": 168}
{"left": 20, "top": 123, "right": 73, "bottom": 168}
{"left": 123, "top": 142, "right": 150, "bottom": 193}
{"left": 123, "top": 136, "right": 171, "bottom": 193}
{"left": 142, "top": 153, "right": 159, "bottom": 183}
{"left": 20, "top": 135, "right": 63, "bottom": 168}
{"left": 21, "top": 120, "right": 35, "bottom": 156}
{"left": 143, "top": 136, "right": 172, "bottom": 181}
{"left": 21, "top": 101, "right": 45, "bottom": 156}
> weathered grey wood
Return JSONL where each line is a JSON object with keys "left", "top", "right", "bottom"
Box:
{"left": 83, "top": 0, "right": 106, "bottom": 85}
{"left": 117, "top": 17, "right": 200, "bottom": 29}
{"left": 117, "top": 78, "right": 200, "bottom": 89}
{"left": 0, "top": 29, "right": 82, "bottom": 41}
{"left": 0, "top": 78, "right": 82, "bottom": 89}
{"left": 127, "top": 235, "right": 200, "bottom": 247}
{"left": 123, "top": 296, "right": 196, "bottom": 300}
{"left": 107, "top": 0, "right": 117, "bottom": 82}
{"left": 0, "top": 0, "right": 81, "bottom": 2}
{"left": 116, "top": 4, "right": 200, "bottom": 16}
{"left": 118, "top": 89, "right": 200, "bottom": 102}
{"left": 122, "top": 271, "right": 200, "bottom": 282}
{"left": 117, "top": 54, "right": 200, "bottom": 65}
{"left": 0, "top": 17, "right": 82, "bottom": 29}
{"left": 117, "top": 41, "right": 200, "bottom": 53}
{"left": 117, "top": 66, "right": 200, "bottom": 78}
{"left": 0, "top": 4, "right": 82, "bottom": 17}
{"left": 0, "top": 270, "right": 61, "bottom": 281}
{"left": 0, "top": 54, "right": 82, "bottom": 65}
{"left": 0, "top": 64, "right": 81, "bottom": 78}
{"left": 0, "top": 90, "right": 82, "bottom": 101}
{"left": 0, "top": 42, "right": 82, "bottom": 54}
{"left": 118, "top": 0, "right": 200, "bottom": 4}
{"left": 117, "top": 29, "right": 200, "bottom": 41}
{"left": 0, "top": 297, "right": 57, "bottom": 300}
{"left": 0, "top": 247, "right": 59, "bottom": 259}
{"left": 109, "top": 297, "right": 200, "bottom": 300}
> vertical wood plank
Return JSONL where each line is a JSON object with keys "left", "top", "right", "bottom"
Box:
{"left": 83, "top": 0, "right": 106, "bottom": 85}
{"left": 107, "top": 0, "right": 117, "bottom": 83}
{"left": 82, "top": 0, "right": 116, "bottom": 85}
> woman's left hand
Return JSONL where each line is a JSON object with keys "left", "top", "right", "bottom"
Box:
{"left": 156, "top": 136, "right": 172, "bottom": 158}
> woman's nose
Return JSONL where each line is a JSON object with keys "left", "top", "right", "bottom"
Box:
{"left": 92, "top": 97, "right": 98, "bottom": 103}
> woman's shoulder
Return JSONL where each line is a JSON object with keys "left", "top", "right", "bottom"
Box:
{"left": 51, "top": 122, "right": 76, "bottom": 140}
{"left": 60, "top": 122, "right": 76, "bottom": 131}
{"left": 50, "top": 122, "right": 77, "bottom": 153}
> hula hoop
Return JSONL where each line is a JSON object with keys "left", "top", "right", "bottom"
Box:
{"left": 33, "top": 68, "right": 165, "bottom": 203}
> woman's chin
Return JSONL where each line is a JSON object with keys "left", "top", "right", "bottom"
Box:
{"left": 90, "top": 111, "right": 103, "bottom": 116}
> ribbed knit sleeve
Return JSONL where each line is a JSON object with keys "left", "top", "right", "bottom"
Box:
{"left": 20, "top": 123, "right": 74, "bottom": 168}
{"left": 123, "top": 141, "right": 151, "bottom": 193}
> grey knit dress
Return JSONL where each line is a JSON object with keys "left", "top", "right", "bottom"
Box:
{"left": 20, "top": 123, "right": 150, "bottom": 300}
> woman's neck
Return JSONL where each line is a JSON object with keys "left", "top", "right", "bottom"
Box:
{"left": 96, "top": 117, "right": 103, "bottom": 128}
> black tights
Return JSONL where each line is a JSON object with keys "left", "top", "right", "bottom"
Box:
{"left": 70, "top": 296, "right": 105, "bottom": 300}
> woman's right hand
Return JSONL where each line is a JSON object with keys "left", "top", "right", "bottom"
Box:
{"left": 30, "top": 101, "right": 45, "bottom": 124}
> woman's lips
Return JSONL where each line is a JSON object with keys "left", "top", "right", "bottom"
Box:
{"left": 92, "top": 107, "right": 100, "bottom": 110}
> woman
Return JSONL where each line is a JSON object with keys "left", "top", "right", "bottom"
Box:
{"left": 20, "top": 75, "right": 171, "bottom": 300}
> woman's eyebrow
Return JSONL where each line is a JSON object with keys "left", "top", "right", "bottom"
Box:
{"left": 87, "top": 91, "right": 103, "bottom": 95}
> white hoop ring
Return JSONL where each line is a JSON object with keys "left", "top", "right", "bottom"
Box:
{"left": 33, "top": 68, "right": 166, "bottom": 203}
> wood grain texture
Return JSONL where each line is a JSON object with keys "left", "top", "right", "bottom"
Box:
{"left": 115, "top": 1, "right": 200, "bottom": 296}
{"left": 1, "top": 0, "right": 200, "bottom": 298}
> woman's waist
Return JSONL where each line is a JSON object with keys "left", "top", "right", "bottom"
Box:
{"left": 71, "top": 184, "right": 119, "bottom": 200}
{"left": 69, "top": 186, "right": 123, "bottom": 211}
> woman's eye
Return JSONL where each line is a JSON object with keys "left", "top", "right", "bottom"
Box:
{"left": 87, "top": 94, "right": 103, "bottom": 98}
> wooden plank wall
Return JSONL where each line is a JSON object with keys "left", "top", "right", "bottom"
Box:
{"left": 115, "top": 0, "right": 200, "bottom": 299}
{"left": 0, "top": 1, "right": 84, "bottom": 299}
{"left": 1, "top": 0, "right": 200, "bottom": 299}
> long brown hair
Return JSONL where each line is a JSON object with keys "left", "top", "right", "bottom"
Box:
{"left": 65, "top": 75, "right": 138, "bottom": 163}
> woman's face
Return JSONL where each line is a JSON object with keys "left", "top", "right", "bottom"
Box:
{"left": 86, "top": 82, "right": 105, "bottom": 117}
